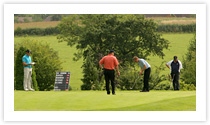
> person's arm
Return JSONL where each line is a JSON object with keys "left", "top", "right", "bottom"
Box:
{"left": 165, "top": 64, "right": 170, "bottom": 69}
{"left": 23, "top": 62, "right": 32, "bottom": 66}
{"left": 139, "top": 64, "right": 147, "bottom": 75}
{"left": 99, "top": 57, "right": 104, "bottom": 70}
{"left": 99, "top": 63, "right": 103, "bottom": 69}
{"left": 116, "top": 65, "right": 120, "bottom": 76}
{"left": 166, "top": 61, "right": 172, "bottom": 69}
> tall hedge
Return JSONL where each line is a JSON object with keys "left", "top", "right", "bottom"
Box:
{"left": 157, "top": 24, "right": 196, "bottom": 33}
{"left": 15, "top": 46, "right": 39, "bottom": 90}
{"left": 14, "top": 38, "right": 62, "bottom": 91}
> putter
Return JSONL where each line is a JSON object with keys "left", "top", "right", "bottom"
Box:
{"left": 130, "top": 75, "right": 140, "bottom": 90}
{"left": 169, "top": 74, "right": 175, "bottom": 90}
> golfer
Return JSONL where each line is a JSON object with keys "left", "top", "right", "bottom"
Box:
{"left": 22, "top": 49, "right": 35, "bottom": 91}
{"left": 133, "top": 56, "right": 151, "bottom": 92}
{"left": 166, "top": 56, "right": 183, "bottom": 90}
{"left": 99, "top": 50, "right": 120, "bottom": 95}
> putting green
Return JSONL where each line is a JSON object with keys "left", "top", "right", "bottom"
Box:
{"left": 14, "top": 90, "right": 196, "bottom": 111}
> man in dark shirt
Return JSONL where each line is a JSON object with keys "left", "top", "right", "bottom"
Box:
{"left": 166, "top": 56, "right": 183, "bottom": 90}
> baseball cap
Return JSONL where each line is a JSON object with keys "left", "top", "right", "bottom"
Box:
{"left": 109, "top": 50, "right": 115, "bottom": 53}
{"left": 174, "top": 56, "right": 177, "bottom": 60}
{"left": 26, "top": 49, "right": 32, "bottom": 54}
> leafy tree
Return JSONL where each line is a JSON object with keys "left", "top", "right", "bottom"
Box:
{"left": 182, "top": 35, "right": 196, "bottom": 86}
{"left": 57, "top": 14, "right": 169, "bottom": 65}
{"left": 57, "top": 14, "right": 169, "bottom": 90}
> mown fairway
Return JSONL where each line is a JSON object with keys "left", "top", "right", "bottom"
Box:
{"left": 14, "top": 90, "right": 196, "bottom": 111}
{"left": 14, "top": 33, "right": 194, "bottom": 89}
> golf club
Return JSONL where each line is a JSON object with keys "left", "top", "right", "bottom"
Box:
{"left": 130, "top": 75, "right": 140, "bottom": 90}
{"left": 169, "top": 74, "right": 175, "bottom": 90}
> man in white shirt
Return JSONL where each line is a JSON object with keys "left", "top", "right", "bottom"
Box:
{"left": 166, "top": 56, "right": 183, "bottom": 90}
{"left": 133, "top": 56, "right": 151, "bottom": 92}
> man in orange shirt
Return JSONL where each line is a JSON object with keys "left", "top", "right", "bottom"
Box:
{"left": 99, "top": 50, "right": 120, "bottom": 95}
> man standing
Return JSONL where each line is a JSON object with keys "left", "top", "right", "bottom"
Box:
{"left": 133, "top": 56, "right": 151, "bottom": 92}
{"left": 166, "top": 56, "right": 183, "bottom": 90}
{"left": 22, "top": 49, "right": 35, "bottom": 91}
{"left": 99, "top": 50, "right": 120, "bottom": 95}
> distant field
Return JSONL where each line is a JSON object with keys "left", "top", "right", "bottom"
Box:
{"left": 146, "top": 17, "right": 196, "bottom": 25}
{"left": 14, "top": 21, "right": 60, "bottom": 29}
{"left": 14, "top": 33, "right": 194, "bottom": 90}
{"left": 14, "top": 17, "right": 196, "bottom": 30}
{"left": 14, "top": 90, "right": 196, "bottom": 111}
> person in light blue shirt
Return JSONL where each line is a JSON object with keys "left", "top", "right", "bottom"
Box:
{"left": 22, "top": 49, "right": 35, "bottom": 91}
{"left": 133, "top": 56, "right": 151, "bottom": 92}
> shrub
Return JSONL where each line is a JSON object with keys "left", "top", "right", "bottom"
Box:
{"left": 149, "top": 62, "right": 168, "bottom": 89}
{"left": 81, "top": 50, "right": 104, "bottom": 90}
{"left": 179, "top": 81, "right": 196, "bottom": 91}
{"left": 153, "top": 80, "right": 171, "bottom": 90}
{"left": 115, "top": 64, "right": 144, "bottom": 90}
{"left": 181, "top": 35, "right": 196, "bottom": 86}
{"left": 14, "top": 27, "right": 60, "bottom": 36}
{"left": 157, "top": 24, "right": 196, "bottom": 33}
{"left": 14, "top": 38, "right": 62, "bottom": 91}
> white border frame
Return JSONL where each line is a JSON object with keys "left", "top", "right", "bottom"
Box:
{"left": 4, "top": 4, "right": 206, "bottom": 121}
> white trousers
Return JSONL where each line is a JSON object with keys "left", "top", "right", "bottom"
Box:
{"left": 23, "top": 67, "right": 33, "bottom": 90}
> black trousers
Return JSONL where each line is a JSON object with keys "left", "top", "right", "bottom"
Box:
{"left": 171, "top": 73, "right": 180, "bottom": 90}
{"left": 104, "top": 69, "right": 115, "bottom": 94}
{"left": 143, "top": 68, "right": 151, "bottom": 91}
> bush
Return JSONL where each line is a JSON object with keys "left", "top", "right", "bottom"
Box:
{"left": 14, "top": 27, "right": 60, "bottom": 36}
{"left": 153, "top": 80, "right": 171, "bottom": 90}
{"left": 115, "top": 66, "right": 143, "bottom": 90}
{"left": 81, "top": 50, "right": 104, "bottom": 90}
{"left": 15, "top": 46, "right": 39, "bottom": 90}
{"left": 14, "top": 38, "right": 62, "bottom": 91}
{"left": 181, "top": 35, "right": 196, "bottom": 86}
{"left": 180, "top": 81, "right": 196, "bottom": 91}
{"left": 149, "top": 62, "right": 168, "bottom": 89}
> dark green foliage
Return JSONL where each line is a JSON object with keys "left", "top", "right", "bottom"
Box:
{"left": 14, "top": 38, "right": 62, "bottom": 91}
{"left": 14, "top": 27, "right": 60, "bottom": 36}
{"left": 31, "top": 63, "right": 39, "bottom": 91}
{"left": 180, "top": 81, "right": 196, "bottom": 90}
{"left": 81, "top": 50, "right": 104, "bottom": 90}
{"left": 58, "top": 14, "right": 169, "bottom": 64}
{"left": 14, "top": 46, "right": 39, "bottom": 90}
{"left": 157, "top": 24, "right": 196, "bottom": 33}
{"left": 149, "top": 62, "right": 168, "bottom": 89}
{"left": 153, "top": 81, "right": 170, "bottom": 90}
{"left": 181, "top": 35, "right": 196, "bottom": 86}
{"left": 15, "top": 46, "right": 26, "bottom": 90}
{"left": 115, "top": 66, "right": 143, "bottom": 90}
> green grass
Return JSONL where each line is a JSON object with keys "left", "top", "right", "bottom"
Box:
{"left": 14, "top": 90, "right": 196, "bottom": 111}
{"left": 14, "top": 33, "right": 194, "bottom": 89}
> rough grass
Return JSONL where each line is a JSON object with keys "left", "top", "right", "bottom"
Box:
{"left": 14, "top": 90, "right": 196, "bottom": 111}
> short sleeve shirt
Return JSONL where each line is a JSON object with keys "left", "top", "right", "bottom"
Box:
{"left": 138, "top": 59, "right": 151, "bottom": 69}
{"left": 99, "top": 55, "right": 119, "bottom": 70}
{"left": 22, "top": 54, "right": 32, "bottom": 68}
{"left": 166, "top": 60, "right": 183, "bottom": 73}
